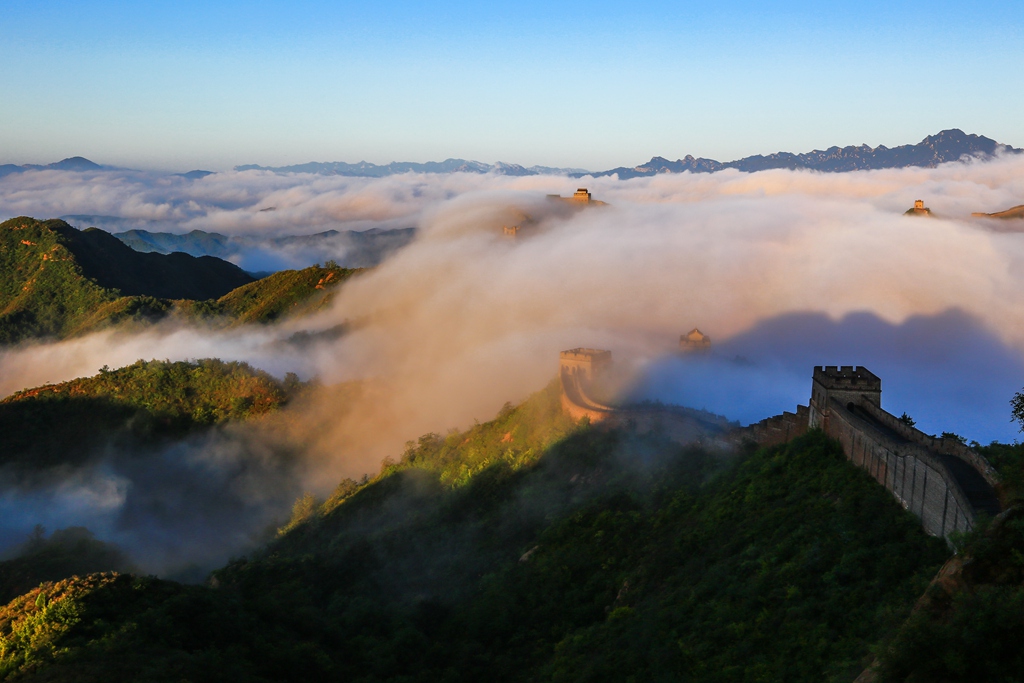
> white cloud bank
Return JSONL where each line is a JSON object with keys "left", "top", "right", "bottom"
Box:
{"left": 4, "top": 156, "right": 1024, "bottom": 471}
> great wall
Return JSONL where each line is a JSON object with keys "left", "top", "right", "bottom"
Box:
{"left": 559, "top": 349, "right": 1003, "bottom": 541}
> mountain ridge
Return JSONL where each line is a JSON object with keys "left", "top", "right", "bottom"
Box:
{"left": 0, "top": 157, "right": 112, "bottom": 178}
{"left": 592, "top": 129, "right": 1022, "bottom": 178}
{"left": 4, "top": 129, "right": 1020, "bottom": 181}
{"left": 104, "top": 225, "right": 416, "bottom": 270}
{"left": 234, "top": 157, "right": 590, "bottom": 176}
{"left": 0, "top": 217, "right": 360, "bottom": 344}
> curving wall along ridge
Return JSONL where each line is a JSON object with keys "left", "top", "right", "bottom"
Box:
{"left": 558, "top": 352, "right": 1001, "bottom": 541}
{"left": 558, "top": 348, "right": 735, "bottom": 443}
{"left": 558, "top": 348, "right": 617, "bottom": 423}
{"left": 808, "top": 366, "right": 1000, "bottom": 540}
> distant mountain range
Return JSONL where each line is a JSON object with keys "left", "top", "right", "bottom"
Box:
{"left": 0, "top": 156, "right": 109, "bottom": 177}
{"left": 57, "top": 217, "right": 416, "bottom": 272}
{"left": 111, "top": 226, "right": 416, "bottom": 271}
{"left": 0, "top": 157, "right": 213, "bottom": 179}
{"left": 593, "top": 129, "right": 1022, "bottom": 179}
{"left": 235, "top": 159, "right": 591, "bottom": 177}
{"left": 3, "top": 130, "right": 1020, "bottom": 181}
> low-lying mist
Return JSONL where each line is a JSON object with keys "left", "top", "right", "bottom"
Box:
{"left": 3, "top": 156, "right": 1024, "bottom": 577}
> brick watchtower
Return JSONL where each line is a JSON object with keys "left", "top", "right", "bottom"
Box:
{"left": 809, "top": 366, "right": 881, "bottom": 429}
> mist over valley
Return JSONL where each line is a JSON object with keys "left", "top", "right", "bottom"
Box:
{"left": 3, "top": 135, "right": 1024, "bottom": 681}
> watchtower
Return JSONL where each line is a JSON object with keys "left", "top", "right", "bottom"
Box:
{"left": 679, "top": 328, "right": 711, "bottom": 352}
{"left": 559, "top": 348, "right": 611, "bottom": 382}
{"left": 502, "top": 225, "right": 520, "bottom": 238}
{"left": 572, "top": 188, "right": 592, "bottom": 203}
{"left": 905, "top": 199, "right": 932, "bottom": 216}
{"left": 809, "top": 366, "right": 881, "bottom": 428}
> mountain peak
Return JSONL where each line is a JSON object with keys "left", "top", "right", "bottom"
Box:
{"left": 47, "top": 157, "right": 102, "bottom": 171}
{"left": 591, "top": 129, "right": 1021, "bottom": 179}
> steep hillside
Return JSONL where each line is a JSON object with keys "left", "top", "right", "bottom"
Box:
{"left": 0, "top": 217, "right": 122, "bottom": 343}
{"left": 0, "top": 218, "right": 359, "bottom": 343}
{"left": 861, "top": 440, "right": 1024, "bottom": 682}
{"left": 0, "top": 528, "right": 133, "bottom": 606}
{"left": 0, "top": 217, "right": 251, "bottom": 343}
{"left": 45, "top": 221, "right": 254, "bottom": 299}
{"left": 0, "top": 359, "right": 299, "bottom": 472}
{"left": 0, "top": 381, "right": 950, "bottom": 682}
{"left": 179, "top": 265, "right": 360, "bottom": 325}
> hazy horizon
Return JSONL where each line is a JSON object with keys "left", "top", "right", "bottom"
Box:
{"left": 3, "top": 1, "right": 1023, "bottom": 171}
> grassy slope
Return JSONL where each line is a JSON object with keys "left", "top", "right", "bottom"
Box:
{"left": 0, "top": 217, "right": 359, "bottom": 343}
{"left": 0, "top": 359, "right": 298, "bottom": 471}
{"left": 0, "top": 382, "right": 949, "bottom": 682}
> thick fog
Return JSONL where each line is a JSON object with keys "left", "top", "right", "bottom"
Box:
{"left": 2, "top": 156, "right": 1024, "bottom": 576}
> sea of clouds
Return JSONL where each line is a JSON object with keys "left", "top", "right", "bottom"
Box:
{"left": 2, "top": 157, "right": 1024, "bottom": 574}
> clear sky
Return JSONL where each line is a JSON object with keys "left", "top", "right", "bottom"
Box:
{"left": 2, "top": 0, "right": 1022, "bottom": 171}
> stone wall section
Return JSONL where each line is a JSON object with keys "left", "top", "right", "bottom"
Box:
{"left": 557, "top": 355, "right": 999, "bottom": 540}
{"left": 824, "top": 398, "right": 974, "bottom": 538}
{"left": 726, "top": 405, "right": 810, "bottom": 448}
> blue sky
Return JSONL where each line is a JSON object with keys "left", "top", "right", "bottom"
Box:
{"left": 2, "top": 0, "right": 1022, "bottom": 170}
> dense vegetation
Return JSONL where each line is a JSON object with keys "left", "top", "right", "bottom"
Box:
{"left": 0, "top": 359, "right": 300, "bottom": 472}
{"left": 0, "top": 217, "right": 122, "bottom": 343}
{"left": 0, "top": 381, "right": 950, "bottom": 682}
{"left": 175, "top": 263, "right": 360, "bottom": 325}
{"left": 0, "top": 528, "right": 133, "bottom": 606}
{"left": 0, "top": 217, "right": 359, "bottom": 343}
{"left": 869, "top": 439, "right": 1024, "bottom": 682}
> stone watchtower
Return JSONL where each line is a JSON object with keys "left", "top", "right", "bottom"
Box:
{"left": 559, "top": 348, "right": 611, "bottom": 382}
{"left": 905, "top": 199, "right": 932, "bottom": 216}
{"left": 808, "top": 366, "right": 881, "bottom": 429}
{"left": 572, "top": 188, "right": 592, "bottom": 203}
{"left": 679, "top": 328, "right": 711, "bottom": 352}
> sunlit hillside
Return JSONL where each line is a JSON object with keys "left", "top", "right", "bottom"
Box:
{"left": 0, "top": 217, "right": 360, "bottom": 343}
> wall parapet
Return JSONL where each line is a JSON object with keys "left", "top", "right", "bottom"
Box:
{"left": 855, "top": 400, "right": 1001, "bottom": 491}
{"left": 827, "top": 398, "right": 978, "bottom": 538}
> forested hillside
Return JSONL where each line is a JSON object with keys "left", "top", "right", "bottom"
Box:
{"left": 0, "top": 217, "right": 359, "bottom": 343}
{"left": 0, "top": 380, "right": 953, "bottom": 682}
{"left": 0, "top": 359, "right": 302, "bottom": 473}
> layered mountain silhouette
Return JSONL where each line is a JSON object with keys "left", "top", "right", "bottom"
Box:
{"left": 3, "top": 130, "right": 1019, "bottom": 182}
{"left": 0, "top": 217, "right": 253, "bottom": 342}
{"left": 46, "top": 221, "right": 255, "bottom": 300}
{"left": 593, "top": 129, "right": 1021, "bottom": 178}
{"left": 0, "top": 217, "right": 360, "bottom": 343}
{"left": 235, "top": 158, "right": 589, "bottom": 176}
{"left": 0, "top": 156, "right": 109, "bottom": 178}
{"left": 108, "top": 226, "right": 416, "bottom": 270}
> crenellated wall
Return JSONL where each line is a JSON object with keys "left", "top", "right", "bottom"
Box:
{"left": 824, "top": 399, "right": 975, "bottom": 538}
{"left": 808, "top": 365, "right": 1000, "bottom": 540}
{"left": 557, "top": 353, "right": 1002, "bottom": 542}
{"left": 726, "top": 405, "right": 810, "bottom": 448}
